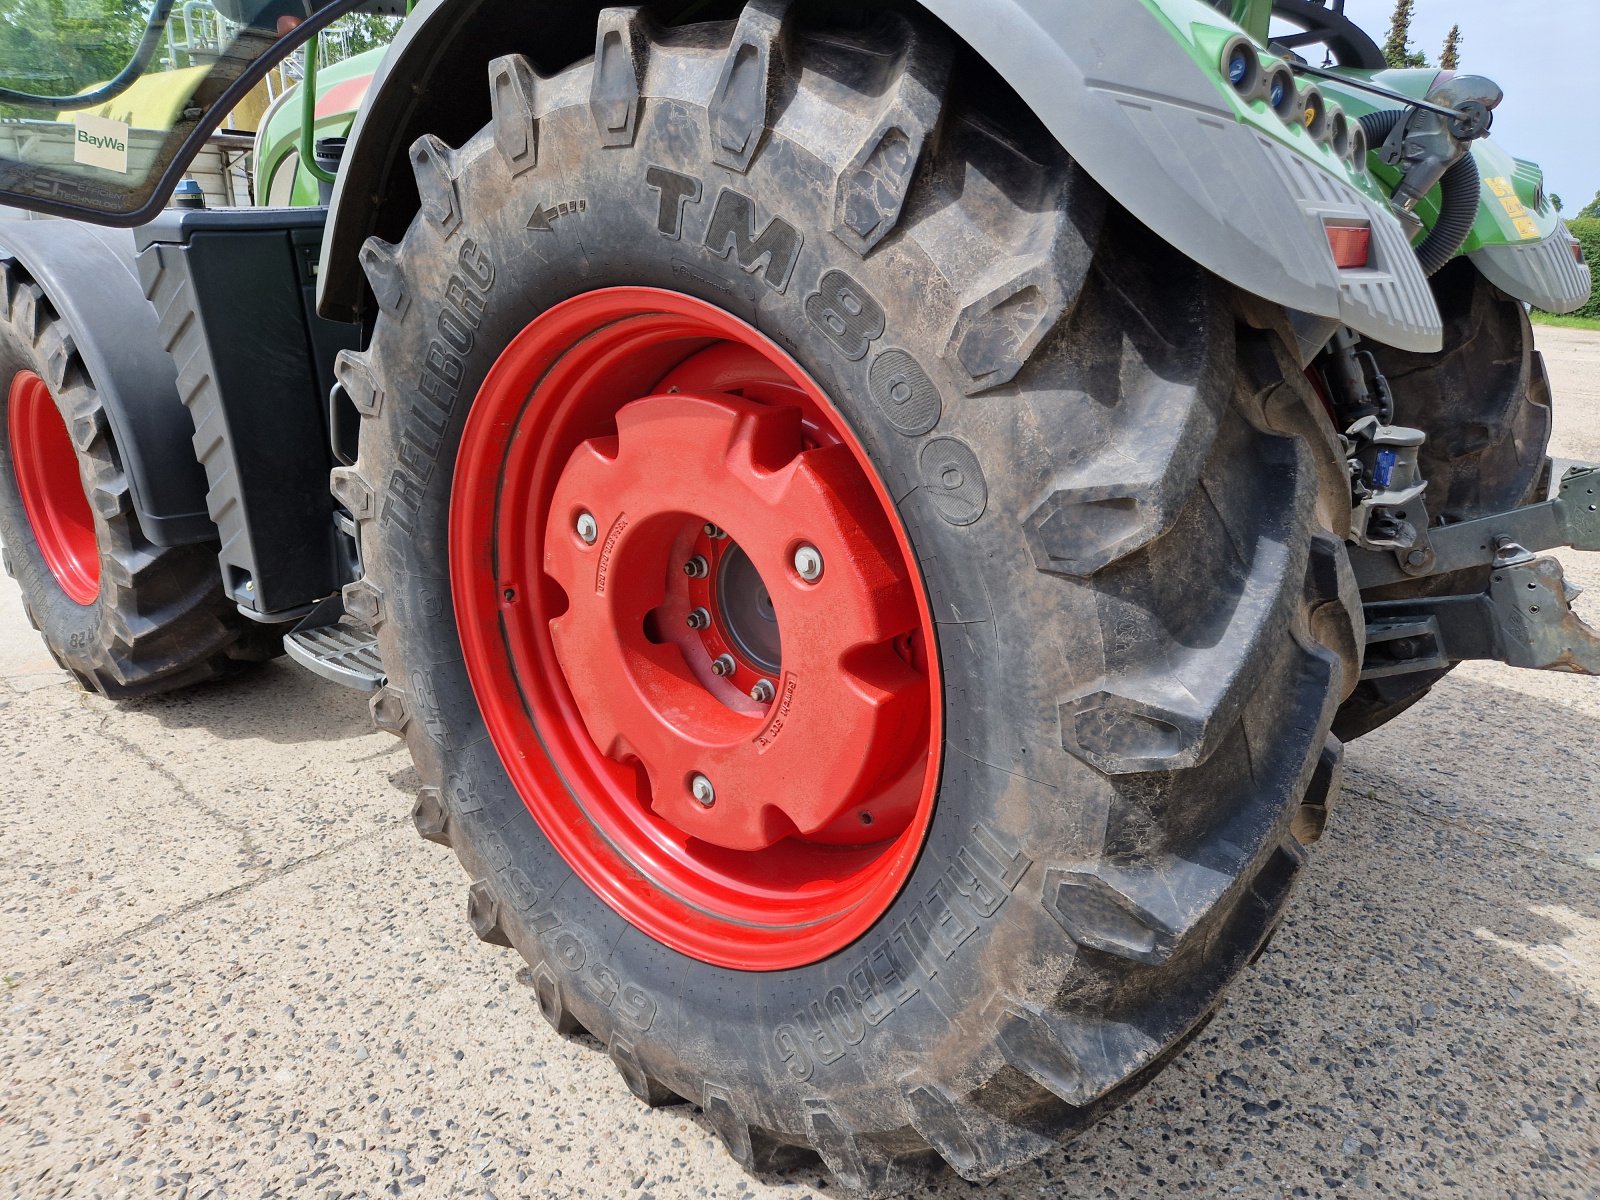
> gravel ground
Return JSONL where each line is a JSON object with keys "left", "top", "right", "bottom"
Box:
{"left": 1, "top": 327, "right": 1598, "bottom": 1200}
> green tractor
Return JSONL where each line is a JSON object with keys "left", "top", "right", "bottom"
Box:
{"left": 0, "top": 0, "right": 1590, "bottom": 1188}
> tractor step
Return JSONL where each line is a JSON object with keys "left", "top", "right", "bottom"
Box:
{"left": 283, "top": 619, "right": 385, "bottom": 692}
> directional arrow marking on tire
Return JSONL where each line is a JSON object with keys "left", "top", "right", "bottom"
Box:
{"left": 528, "top": 199, "right": 589, "bottom": 231}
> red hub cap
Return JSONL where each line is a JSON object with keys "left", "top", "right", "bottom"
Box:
{"left": 8, "top": 370, "right": 98, "bottom": 604}
{"left": 451, "top": 289, "right": 941, "bottom": 969}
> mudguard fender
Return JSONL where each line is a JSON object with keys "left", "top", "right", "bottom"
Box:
{"left": 0, "top": 222, "right": 212, "bottom": 545}
{"left": 913, "top": 0, "right": 1441, "bottom": 350}
{"left": 318, "top": 0, "right": 1443, "bottom": 351}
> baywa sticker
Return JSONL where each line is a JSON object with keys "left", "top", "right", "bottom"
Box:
{"left": 73, "top": 113, "right": 130, "bottom": 174}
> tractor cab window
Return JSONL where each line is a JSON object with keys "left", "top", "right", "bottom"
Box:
{"left": 0, "top": 0, "right": 361, "bottom": 222}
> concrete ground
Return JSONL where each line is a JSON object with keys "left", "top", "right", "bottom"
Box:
{"left": 2, "top": 328, "right": 1599, "bottom": 1200}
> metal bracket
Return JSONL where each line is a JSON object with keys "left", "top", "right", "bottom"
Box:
{"left": 1347, "top": 414, "right": 1429, "bottom": 552}
{"left": 1361, "top": 612, "right": 1449, "bottom": 680}
{"left": 1361, "top": 545, "right": 1600, "bottom": 680}
{"left": 1352, "top": 464, "right": 1600, "bottom": 590}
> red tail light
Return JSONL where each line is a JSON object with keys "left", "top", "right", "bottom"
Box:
{"left": 1324, "top": 222, "right": 1372, "bottom": 270}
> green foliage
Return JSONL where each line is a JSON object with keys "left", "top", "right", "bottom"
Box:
{"left": 1541, "top": 218, "right": 1600, "bottom": 322}
{"left": 0, "top": 0, "right": 393, "bottom": 118}
{"left": 1530, "top": 312, "right": 1600, "bottom": 332}
{"left": 1580, "top": 191, "right": 1600, "bottom": 221}
{"left": 0, "top": 0, "right": 149, "bottom": 102}
{"left": 1439, "top": 24, "right": 1461, "bottom": 71}
{"left": 336, "top": 13, "right": 401, "bottom": 58}
{"left": 1383, "top": 0, "right": 1429, "bottom": 69}
{"left": 1552, "top": 194, "right": 1564, "bottom": 214}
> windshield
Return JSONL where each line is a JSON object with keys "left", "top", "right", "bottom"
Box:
{"left": 0, "top": 0, "right": 364, "bottom": 222}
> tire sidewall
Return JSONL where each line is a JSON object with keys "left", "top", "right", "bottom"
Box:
{"left": 365, "top": 98, "right": 1101, "bottom": 1123}
{"left": 0, "top": 328, "right": 106, "bottom": 659}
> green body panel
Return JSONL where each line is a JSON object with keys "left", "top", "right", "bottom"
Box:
{"left": 1135, "top": 0, "right": 1391, "bottom": 207}
{"left": 253, "top": 47, "right": 386, "bottom": 208}
{"left": 1132, "top": 6, "right": 1563, "bottom": 263}
{"left": 1230, "top": 0, "right": 1273, "bottom": 43}
{"left": 1316, "top": 68, "right": 1562, "bottom": 255}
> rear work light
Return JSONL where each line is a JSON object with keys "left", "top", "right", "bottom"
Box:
{"left": 1324, "top": 221, "right": 1372, "bottom": 270}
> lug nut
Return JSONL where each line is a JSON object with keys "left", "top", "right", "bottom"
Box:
{"left": 575, "top": 511, "right": 599, "bottom": 545}
{"left": 684, "top": 555, "right": 709, "bottom": 578}
{"left": 750, "top": 678, "right": 775, "bottom": 704}
{"left": 703, "top": 523, "right": 727, "bottom": 539}
{"left": 690, "top": 773, "right": 715, "bottom": 807}
{"left": 711, "top": 654, "right": 736, "bottom": 677}
{"left": 686, "top": 607, "right": 711, "bottom": 630}
{"left": 793, "top": 544, "right": 823, "bottom": 582}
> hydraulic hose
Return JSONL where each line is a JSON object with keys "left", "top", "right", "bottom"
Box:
{"left": 1358, "top": 108, "right": 1481, "bottom": 277}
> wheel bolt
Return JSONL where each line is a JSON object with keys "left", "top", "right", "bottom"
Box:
{"left": 686, "top": 607, "right": 711, "bottom": 631}
{"left": 684, "top": 555, "right": 709, "bottom": 578}
{"left": 690, "top": 773, "right": 715, "bottom": 807}
{"left": 703, "top": 523, "right": 727, "bottom": 539}
{"left": 793, "top": 544, "right": 823, "bottom": 582}
{"left": 750, "top": 678, "right": 775, "bottom": 704}
{"left": 711, "top": 654, "right": 736, "bottom": 677}
{"left": 575, "top": 511, "right": 599, "bottom": 545}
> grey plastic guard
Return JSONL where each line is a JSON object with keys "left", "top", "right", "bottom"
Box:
{"left": 1470, "top": 222, "right": 1593, "bottom": 315}
{"left": 916, "top": 0, "right": 1443, "bottom": 352}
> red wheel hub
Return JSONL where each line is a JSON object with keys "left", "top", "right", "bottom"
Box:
{"left": 7, "top": 370, "right": 98, "bottom": 604}
{"left": 451, "top": 289, "right": 941, "bottom": 969}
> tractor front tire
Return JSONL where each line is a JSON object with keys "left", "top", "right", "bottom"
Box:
{"left": 0, "top": 261, "right": 279, "bottom": 699}
{"left": 341, "top": 6, "right": 1361, "bottom": 1189}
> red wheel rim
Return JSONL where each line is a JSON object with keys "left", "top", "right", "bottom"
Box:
{"left": 8, "top": 370, "right": 98, "bottom": 604}
{"left": 451, "top": 289, "right": 942, "bottom": 970}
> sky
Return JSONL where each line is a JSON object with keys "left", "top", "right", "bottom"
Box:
{"left": 1337, "top": 0, "right": 1599, "bottom": 211}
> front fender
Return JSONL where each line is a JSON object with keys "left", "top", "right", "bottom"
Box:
{"left": 0, "top": 222, "right": 213, "bottom": 545}
{"left": 318, "top": 0, "right": 1443, "bottom": 351}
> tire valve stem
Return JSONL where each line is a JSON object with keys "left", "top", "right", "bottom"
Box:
{"left": 711, "top": 654, "right": 736, "bottom": 677}
{"left": 684, "top": 555, "right": 710, "bottom": 578}
{"left": 575, "top": 511, "right": 599, "bottom": 546}
{"left": 686, "top": 607, "right": 712, "bottom": 631}
{"left": 750, "top": 678, "right": 775, "bottom": 704}
{"left": 690, "top": 773, "right": 715, "bottom": 807}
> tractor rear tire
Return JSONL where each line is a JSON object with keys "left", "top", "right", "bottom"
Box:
{"left": 340, "top": 5, "right": 1361, "bottom": 1188}
{"left": 1332, "top": 257, "right": 1553, "bottom": 741}
{"left": 0, "top": 261, "right": 280, "bottom": 699}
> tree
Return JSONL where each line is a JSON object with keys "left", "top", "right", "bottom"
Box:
{"left": 0, "top": 0, "right": 155, "bottom": 121}
{"left": 1580, "top": 191, "right": 1600, "bottom": 221}
{"left": 1383, "top": 0, "right": 1430, "bottom": 69}
{"left": 1552, "top": 194, "right": 1564, "bottom": 213}
{"left": 337, "top": 14, "right": 403, "bottom": 59}
{"left": 1439, "top": 24, "right": 1462, "bottom": 70}
{"left": 0, "top": 0, "right": 149, "bottom": 101}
